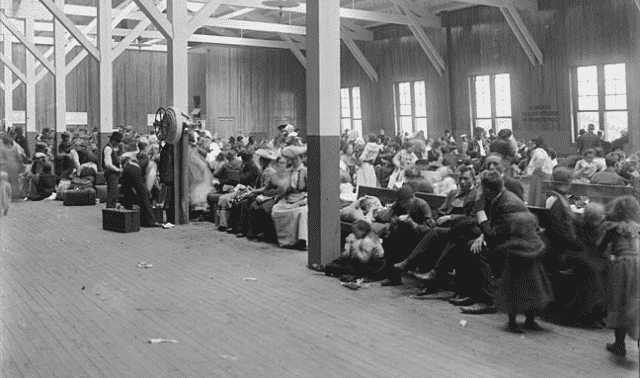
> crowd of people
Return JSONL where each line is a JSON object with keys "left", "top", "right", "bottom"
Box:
{"left": 1, "top": 121, "right": 638, "bottom": 358}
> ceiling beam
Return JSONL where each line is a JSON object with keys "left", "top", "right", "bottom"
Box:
{"left": 341, "top": 27, "right": 378, "bottom": 82}
{"left": 38, "top": 0, "right": 100, "bottom": 60}
{"left": 0, "top": 11, "right": 54, "bottom": 73}
{"left": 393, "top": 1, "right": 445, "bottom": 75}
{"left": 112, "top": 0, "right": 167, "bottom": 58}
{"left": 132, "top": 0, "right": 173, "bottom": 39}
{"left": 0, "top": 52, "right": 26, "bottom": 83}
{"left": 457, "top": 0, "right": 537, "bottom": 11}
{"left": 186, "top": 0, "right": 223, "bottom": 35}
{"left": 499, "top": 7, "right": 536, "bottom": 65}
{"left": 503, "top": 0, "right": 542, "bottom": 64}
{"left": 242, "top": 12, "right": 306, "bottom": 67}
{"left": 340, "top": 19, "right": 374, "bottom": 41}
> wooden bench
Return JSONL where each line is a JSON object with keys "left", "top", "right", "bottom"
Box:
{"left": 541, "top": 180, "right": 633, "bottom": 204}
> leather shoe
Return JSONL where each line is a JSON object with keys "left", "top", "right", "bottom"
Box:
{"left": 380, "top": 278, "right": 402, "bottom": 287}
{"left": 606, "top": 343, "right": 626, "bottom": 357}
{"left": 460, "top": 303, "right": 497, "bottom": 314}
{"left": 448, "top": 296, "right": 474, "bottom": 306}
{"left": 414, "top": 270, "right": 437, "bottom": 281}
{"left": 507, "top": 322, "right": 524, "bottom": 334}
{"left": 411, "top": 290, "right": 455, "bottom": 300}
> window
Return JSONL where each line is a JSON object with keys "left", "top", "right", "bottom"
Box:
{"left": 340, "top": 87, "right": 362, "bottom": 135}
{"left": 470, "top": 73, "right": 512, "bottom": 133}
{"left": 393, "top": 81, "right": 427, "bottom": 136}
{"left": 571, "top": 63, "right": 628, "bottom": 141}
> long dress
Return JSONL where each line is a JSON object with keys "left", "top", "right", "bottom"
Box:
{"left": 387, "top": 149, "right": 418, "bottom": 189}
{"left": 188, "top": 146, "right": 213, "bottom": 212}
{"left": 355, "top": 142, "right": 382, "bottom": 187}
{"left": 601, "top": 221, "right": 640, "bottom": 339}
{"left": 0, "top": 140, "right": 25, "bottom": 198}
{"left": 271, "top": 164, "right": 308, "bottom": 247}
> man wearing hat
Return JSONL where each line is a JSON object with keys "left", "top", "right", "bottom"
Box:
{"left": 103, "top": 131, "right": 124, "bottom": 208}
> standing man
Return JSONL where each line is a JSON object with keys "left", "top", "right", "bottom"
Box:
{"left": 103, "top": 131, "right": 123, "bottom": 208}
{"left": 576, "top": 123, "right": 600, "bottom": 155}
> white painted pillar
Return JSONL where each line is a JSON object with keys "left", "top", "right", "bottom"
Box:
{"left": 167, "top": 0, "right": 189, "bottom": 225}
{"left": 3, "top": 0, "right": 12, "bottom": 128}
{"left": 24, "top": 0, "right": 36, "bottom": 138}
{"left": 306, "top": 0, "right": 341, "bottom": 266}
{"left": 53, "top": 0, "right": 66, "bottom": 138}
{"left": 97, "top": 0, "right": 113, "bottom": 133}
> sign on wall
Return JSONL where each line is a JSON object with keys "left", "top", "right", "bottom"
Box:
{"left": 521, "top": 105, "right": 559, "bottom": 130}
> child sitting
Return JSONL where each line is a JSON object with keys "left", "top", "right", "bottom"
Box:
{"left": 0, "top": 171, "right": 11, "bottom": 216}
{"left": 325, "top": 219, "right": 385, "bottom": 282}
{"left": 599, "top": 196, "right": 640, "bottom": 358}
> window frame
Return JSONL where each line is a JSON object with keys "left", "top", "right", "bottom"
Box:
{"left": 340, "top": 86, "right": 362, "bottom": 135}
{"left": 570, "top": 63, "right": 628, "bottom": 143}
{"left": 469, "top": 73, "right": 512, "bottom": 134}
{"left": 392, "top": 80, "right": 428, "bottom": 136}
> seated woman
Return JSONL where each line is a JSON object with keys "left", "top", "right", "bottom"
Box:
{"left": 217, "top": 151, "right": 261, "bottom": 230}
{"left": 271, "top": 145, "right": 308, "bottom": 249}
{"left": 247, "top": 155, "right": 289, "bottom": 241}
{"left": 225, "top": 150, "right": 275, "bottom": 235}
{"left": 573, "top": 149, "right": 598, "bottom": 182}
{"left": 29, "top": 163, "right": 57, "bottom": 201}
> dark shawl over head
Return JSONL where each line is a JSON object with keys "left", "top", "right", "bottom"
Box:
{"left": 493, "top": 211, "right": 546, "bottom": 259}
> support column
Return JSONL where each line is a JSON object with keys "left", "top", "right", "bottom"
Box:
{"left": 24, "top": 0, "right": 36, "bottom": 153}
{"left": 167, "top": 0, "right": 189, "bottom": 225}
{"left": 306, "top": 0, "right": 341, "bottom": 267}
{"left": 3, "top": 0, "right": 12, "bottom": 129}
{"left": 97, "top": 0, "right": 113, "bottom": 170}
{"left": 53, "top": 0, "right": 66, "bottom": 149}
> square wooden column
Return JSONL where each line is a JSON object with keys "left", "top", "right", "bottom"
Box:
{"left": 3, "top": 0, "right": 12, "bottom": 129}
{"left": 167, "top": 0, "right": 189, "bottom": 225}
{"left": 306, "top": 0, "right": 341, "bottom": 267}
{"left": 24, "top": 0, "right": 36, "bottom": 150}
{"left": 97, "top": 0, "right": 114, "bottom": 164}
{"left": 53, "top": 0, "right": 66, "bottom": 143}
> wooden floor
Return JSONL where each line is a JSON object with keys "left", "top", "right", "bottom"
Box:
{"left": 0, "top": 201, "right": 638, "bottom": 378}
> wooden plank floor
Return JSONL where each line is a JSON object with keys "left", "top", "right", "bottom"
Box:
{"left": 0, "top": 201, "right": 638, "bottom": 378}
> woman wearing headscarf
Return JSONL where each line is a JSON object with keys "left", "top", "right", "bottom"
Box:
{"left": 355, "top": 134, "right": 383, "bottom": 187}
{"left": 247, "top": 155, "right": 289, "bottom": 241}
{"left": 271, "top": 145, "right": 308, "bottom": 249}
{"left": 0, "top": 133, "right": 26, "bottom": 198}
{"left": 188, "top": 132, "right": 214, "bottom": 220}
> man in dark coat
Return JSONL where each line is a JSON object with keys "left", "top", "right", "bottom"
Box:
{"left": 576, "top": 123, "right": 600, "bottom": 155}
{"left": 459, "top": 170, "right": 529, "bottom": 315}
{"left": 119, "top": 155, "right": 161, "bottom": 227}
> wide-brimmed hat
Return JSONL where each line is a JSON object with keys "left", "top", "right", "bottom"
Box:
{"left": 254, "top": 148, "right": 279, "bottom": 160}
{"left": 281, "top": 145, "right": 307, "bottom": 159}
{"left": 109, "top": 131, "right": 123, "bottom": 143}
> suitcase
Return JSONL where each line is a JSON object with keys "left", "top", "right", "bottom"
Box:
{"left": 152, "top": 205, "right": 164, "bottom": 224}
{"left": 63, "top": 188, "right": 97, "bottom": 206}
{"left": 102, "top": 208, "right": 140, "bottom": 233}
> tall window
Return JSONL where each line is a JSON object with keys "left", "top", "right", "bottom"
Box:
{"left": 470, "top": 73, "right": 512, "bottom": 133}
{"left": 571, "top": 63, "right": 628, "bottom": 141}
{"left": 393, "top": 81, "right": 427, "bottom": 136}
{"left": 340, "top": 87, "right": 362, "bottom": 135}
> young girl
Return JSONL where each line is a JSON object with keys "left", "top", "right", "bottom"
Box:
{"left": 599, "top": 196, "right": 640, "bottom": 357}
{"left": 325, "top": 219, "right": 384, "bottom": 282}
{"left": 0, "top": 171, "right": 11, "bottom": 216}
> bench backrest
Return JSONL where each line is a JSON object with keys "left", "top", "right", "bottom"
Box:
{"left": 541, "top": 180, "right": 633, "bottom": 203}
{"left": 356, "top": 185, "right": 447, "bottom": 211}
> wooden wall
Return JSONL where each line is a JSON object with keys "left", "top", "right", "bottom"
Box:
{"left": 340, "top": 26, "right": 450, "bottom": 140}
{"left": 196, "top": 45, "right": 306, "bottom": 140}
{"left": 446, "top": 0, "right": 638, "bottom": 155}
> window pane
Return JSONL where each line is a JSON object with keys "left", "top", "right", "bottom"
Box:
{"left": 604, "top": 111, "right": 628, "bottom": 141}
{"left": 604, "top": 64, "right": 626, "bottom": 111}
{"left": 578, "top": 95, "right": 599, "bottom": 111}
{"left": 398, "top": 82, "right": 411, "bottom": 105}
{"left": 576, "top": 111, "right": 599, "bottom": 132}
{"left": 352, "top": 120, "right": 362, "bottom": 136}
{"left": 341, "top": 119, "right": 352, "bottom": 133}
{"left": 576, "top": 66, "right": 598, "bottom": 110}
{"left": 400, "top": 116, "right": 413, "bottom": 135}
{"left": 475, "top": 119, "right": 493, "bottom": 133}
{"left": 605, "top": 94, "right": 627, "bottom": 111}
{"left": 415, "top": 117, "right": 427, "bottom": 135}
{"left": 495, "top": 118, "right": 512, "bottom": 131}
{"left": 474, "top": 76, "right": 491, "bottom": 118}
{"left": 340, "top": 88, "right": 350, "bottom": 118}
{"left": 399, "top": 104, "right": 412, "bottom": 116}
{"left": 494, "top": 74, "right": 511, "bottom": 117}
{"left": 414, "top": 81, "right": 427, "bottom": 117}
{"left": 351, "top": 87, "right": 362, "bottom": 119}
